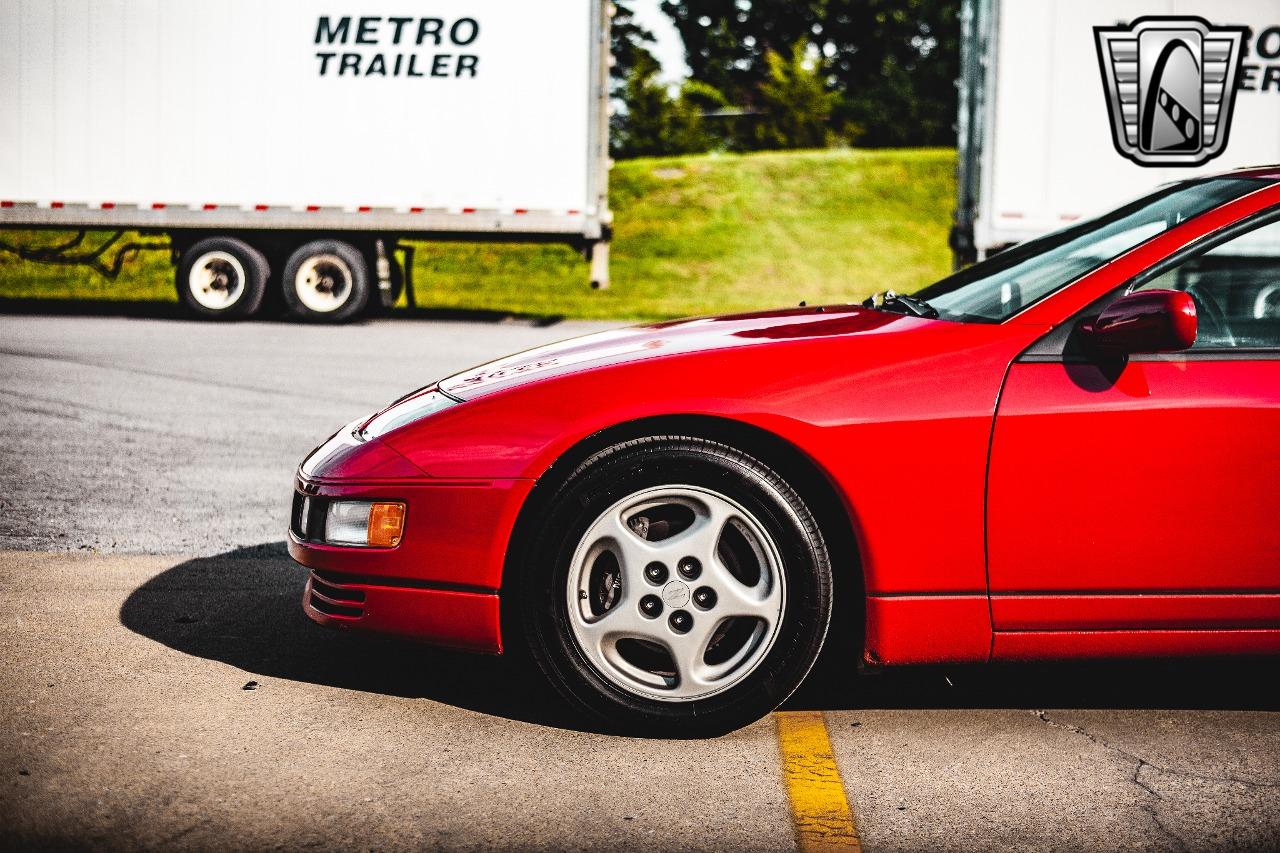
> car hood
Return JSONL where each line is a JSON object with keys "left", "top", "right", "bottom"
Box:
{"left": 439, "top": 305, "right": 917, "bottom": 400}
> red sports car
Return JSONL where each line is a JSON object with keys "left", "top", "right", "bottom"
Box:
{"left": 290, "top": 169, "right": 1280, "bottom": 735}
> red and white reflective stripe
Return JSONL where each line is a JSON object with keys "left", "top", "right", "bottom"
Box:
{"left": 0, "top": 201, "right": 596, "bottom": 218}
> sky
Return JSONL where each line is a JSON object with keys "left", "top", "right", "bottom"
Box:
{"left": 627, "top": 0, "right": 689, "bottom": 83}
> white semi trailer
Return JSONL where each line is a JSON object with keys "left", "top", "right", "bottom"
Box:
{"left": 0, "top": 0, "right": 612, "bottom": 321}
{"left": 953, "top": 0, "right": 1280, "bottom": 266}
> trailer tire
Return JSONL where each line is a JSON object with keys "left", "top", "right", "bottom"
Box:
{"left": 281, "top": 240, "right": 370, "bottom": 323}
{"left": 176, "top": 237, "right": 269, "bottom": 320}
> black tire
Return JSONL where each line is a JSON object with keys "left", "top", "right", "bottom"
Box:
{"left": 175, "top": 237, "right": 269, "bottom": 320}
{"left": 510, "top": 436, "right": 833, "bottom": 737}
{"left": 281, "top": 239, "right": 370, "bottom": 323}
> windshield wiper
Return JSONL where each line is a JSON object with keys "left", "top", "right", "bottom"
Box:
{"left": 862, "top": 290, "right": 939, "bottom": 319}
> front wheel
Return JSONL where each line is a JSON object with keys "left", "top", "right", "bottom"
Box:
{"left": 513, "top": 437, "right": 833, "bottom": 737}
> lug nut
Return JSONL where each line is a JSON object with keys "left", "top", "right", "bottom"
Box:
{"left": 677, "top": 557, "right": 701, "bottom": 580}
{"left": 693, "top": 586, "right": 717, "bottom": 609}
{"left": 639, "top": 595, "right": 663, "bottom": 618}
{"left": 669, "top": 610, "right": 693, "bottom": 633}
{"left": 644, "top": 562, "right": 669, "bottom": 584}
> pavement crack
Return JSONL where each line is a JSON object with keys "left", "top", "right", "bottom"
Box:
{"left": 1140, "top": 800, "right": 1189, "bottom": 853}
{"left": 1130, "top": 760, "right": 1190, "bottom": 853}
{"left": 1033, "top": 710, "right": 1280, "bottom": 790}
{"left": 1131, "top": 759, "right": 1161, "bottom": 800}
{"left": 1034, "top": 710, "right": 1279, "bottom": 853}
{"left": 159, "top": 818, "right": 208, "bottom": 846}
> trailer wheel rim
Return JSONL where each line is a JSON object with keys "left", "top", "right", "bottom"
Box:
{"left": 188, "top": 251, "right": 246, "bottom": 311}
{"left": 294, "top": 254, "right": 354, "bottom": 314}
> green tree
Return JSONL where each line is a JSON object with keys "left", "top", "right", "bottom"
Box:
{"left": 822, "top": 0, "right": 959, "bottom": 146}
{"left": 611, "top": 1, "right": 658, "bottom": 94}
{"left": 661, "top": 0, "right": 824, "bottom": 108}
{"left": 612, "top": 53, "right": 723, "bottom": 158}
{"left": 753, "top": 41, "right": 841, "bottom": 149}
{"left": 660, "top": 0, "right": 960, "bottom": 148}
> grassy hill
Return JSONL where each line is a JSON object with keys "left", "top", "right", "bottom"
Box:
{"left": 0, "top": 148, "right": 957, "bottom": 321}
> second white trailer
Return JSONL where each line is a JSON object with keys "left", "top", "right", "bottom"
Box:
{"left": 953, "top": 0, "right": 1280, "bottom": 265}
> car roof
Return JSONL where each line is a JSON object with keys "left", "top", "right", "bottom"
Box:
{"left": 1216, "top": 165, "right": 1280, "bottom": 181}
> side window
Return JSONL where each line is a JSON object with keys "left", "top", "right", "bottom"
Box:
{"left": 1134, "top": 217, "right": 1280, "bottom": 350}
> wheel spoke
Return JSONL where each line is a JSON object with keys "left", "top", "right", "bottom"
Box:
{"left": 666, "top": 616, "right": 721, "bottom": 697}
{"left": 575, "top": 595, "right": 652, "bottom": 648}
{"left": 593, "top": 511, "right": 661, "bottom": 586}
{"left": 659, "top": 498, "right": 732, "bottom": 567}
{"left": 704, "top": 547, "right": 781, "bottom": 621}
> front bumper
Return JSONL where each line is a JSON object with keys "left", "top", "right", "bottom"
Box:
{"left": 300, "top": 568, "right": 502, "bottom": 652}
{"left": 288, "top": 474, "right": 535, "bottom": 654}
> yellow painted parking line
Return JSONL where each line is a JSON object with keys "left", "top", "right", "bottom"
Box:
{"left": 775, "top": 711, "right": 862, "bottom": 852}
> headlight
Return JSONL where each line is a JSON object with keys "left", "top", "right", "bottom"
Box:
{"left": 324, "top": 500, "right": 406, "bottom": 548}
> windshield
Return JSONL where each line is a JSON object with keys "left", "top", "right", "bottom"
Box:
{"left": 914, "top": 178, "right": 1265, "bottom": 323}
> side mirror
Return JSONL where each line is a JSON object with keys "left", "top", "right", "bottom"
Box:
{"left": 1079, "top": 289, "right": 1197, "bottom": 355}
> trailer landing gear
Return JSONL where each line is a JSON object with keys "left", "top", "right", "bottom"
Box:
{"left": 588, "top": 239, "right": 610, "bottom": 290}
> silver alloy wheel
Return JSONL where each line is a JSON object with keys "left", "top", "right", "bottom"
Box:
{"left": 566, "top": 485, "right": 786, "bottom": 702}
{"left": 187, "top": 250, "right": 245, "bottom": 310}
{"left": 294, "top": 253, "right": 353, "bottom": 314}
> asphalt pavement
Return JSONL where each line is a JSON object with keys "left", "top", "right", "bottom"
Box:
{"left": 2, "top": 311, "right": 1278, "bottom": 851}
{"left": 0, "top": 311, "right": 619, "bottom": 554}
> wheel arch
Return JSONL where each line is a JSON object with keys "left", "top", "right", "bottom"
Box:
{"left": 501, "top": 413, "right": 866, "bottom": 652}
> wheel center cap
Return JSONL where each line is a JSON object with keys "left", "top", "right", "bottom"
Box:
{"left": 661, "top": 580, "right": 690, "bottom": 608}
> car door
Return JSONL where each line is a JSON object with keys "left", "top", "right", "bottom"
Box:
{"left": 986, "top": 212, "right": 1280, "bottom": 643}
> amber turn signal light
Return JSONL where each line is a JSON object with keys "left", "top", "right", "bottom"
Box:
{"left": 368, "top": 502, "right": 406, "bottom": 548}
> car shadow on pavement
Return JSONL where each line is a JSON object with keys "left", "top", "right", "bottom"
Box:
{"left": 789, "top": 628, "right": 1280, "bottom": 715}
{"left": 118, "top": 542, "right": 597, "bottom": 732}
{"left": 787, "top": 654, "right": 1280, "bottom": 714}
{"left": 119, "top": 543, "right": 1280, "bottom": 735}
